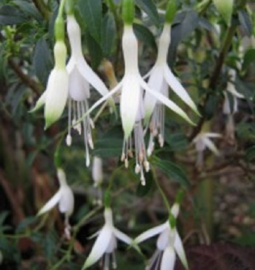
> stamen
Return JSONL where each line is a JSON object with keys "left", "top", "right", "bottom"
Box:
{"left": 66, "top": 98, "right": 72, "bottom": 146}
{"left": 103, "top": 253, "right": 110, "bottom": 270}
{"left": 112, "top": 251, "right": 117, "bottom": 269}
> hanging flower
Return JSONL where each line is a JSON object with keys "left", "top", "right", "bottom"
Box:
{"left": 223, "top": 69, "right": 244, "bottom": 143}
{"left": 192, "top": 132, "right": 221, "bottom": 169}
{"left": 134, "top": 203, "right": 188, "bottom": 270}
{"left": 31, "top": 40, "right": 69, "bottom": 128}
{"left": 83, "top": 207, "right": 132, "bottom": 269}
{"left": 92, "top": 156, "right": 103, "bottom": 205}
{"left": 37, "top": 168, "right": 74, "bottom": 238}
{"left": 82, "top": 0, "right": 194, "bottom": 184}
{"left": 144, "top": 9, "right": 198, "bottom": 155}
{"left": 31, "top": 10, "right": 69, "bottom": 128}
{"left": 65, "top": 15, "right": 114, "bottom": 167}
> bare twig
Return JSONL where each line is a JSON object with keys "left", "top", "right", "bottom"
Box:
{"left": 8, "top": 58, "right": 43, "bottom": 95}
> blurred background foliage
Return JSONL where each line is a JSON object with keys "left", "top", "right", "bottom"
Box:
{"left": 0, "top": 0, "right": 255, "bottom": 269}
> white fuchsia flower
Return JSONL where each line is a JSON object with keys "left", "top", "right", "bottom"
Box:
{"left": 31, "top": 40, "right": 69, "bottom": 128}
{"left": 192, "top": 132, "right": 221, "bottom": 168}
{"left": 223, "top": 69, "right": 244, "bottom": 143}
{"left": 37, "top": 168, "right": 74, "bottom": 228}
{"left": 83, "top": 207, "right": 132, "bottom": 269}
{"left": 134, "top": 203, "right": 189, "bottom": 270}
{"left": 65, "top": 15, "right": 114, "bottom": 167}
{"left": 144, "top": 22, "right": 199, "bottom": 155}
{"left": 83, "top": 0, "right": 194, "bottom": 184}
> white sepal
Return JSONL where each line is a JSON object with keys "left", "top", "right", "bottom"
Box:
{"left": 161, "top": 246, "right": 176, "bottom": 270}
{"left": 174, "top": 232, "right": 189, "bottom": 270}
{"left": 83, "top": 226, "right": 112, "bottom": 269}
{"left": 135, "top": 222, "right": 168, "bottom": 244}
{"left": 141, "top": 80, "right": 195, "bottom": 125}
{"left": 37, "top": 190, "right": 61, "bottom": 216}
{"left": 164, "top": 66, "right": 199, "bottom": 115}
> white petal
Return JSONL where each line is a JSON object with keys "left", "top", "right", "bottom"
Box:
{"left": 160, "top": 246, "right": 176, "bottom": 270}
{"left": 174, "top": 231, "right": 189, "bottom": 270}
{"left": 105, "top": 234, "right": 117, "bottom": 253}
{"left": 164, "top": 66, "right": 199, "bottom": 115}
{"left": 59, "top": 186, "right": 74, "bottom": 217}
{"left": 144, "top": 67, "right": 165, "bottom": 124}
{"left": 157, "top": 229, "right": 169, "bottom": 250}
{"left": 83, "top": 226, "right": 113, "bottom": 269}
{"left": 120, "top": 75, "right": 141, "bottom": 139}
{"left": 37, "top": 190, "right": 61, "bottom": 216}
{"left": 30, "top": 91, "right": 46, "bottom": 113}
{"left": 140, "top": 79, "right": 195, "bottom": 126}
{"left": 68, "top": 65, "right": 90, "bottom": 101}
{"left": 113, "top": 227, "right": 132, "bottom": 245}
{"left": 135, "top": 222, "right": 168, "bottom": 244}
{"left": 203, "top": 137, "right": 220, "bottom": 156}
{"left": 45, "top": 69, "right": 69, "bottom": 128}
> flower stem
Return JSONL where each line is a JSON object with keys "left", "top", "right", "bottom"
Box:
{"left": 152, "top": 167, "right": 171, "bottom": 213}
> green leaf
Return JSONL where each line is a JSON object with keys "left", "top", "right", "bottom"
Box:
{"left": 86, "top": 31, "right": 103, "bottom": 69}
{"left": 136, "top": 170, "right": 154, "bottom": 197}
{"left": 78, "top": 0, "right": 102, "bottom": 44}
{"left": 213, "top": 0, "right": 233, "bottom": 26}
{"left": 93, "top": 127, "right": 123, "bottom": 157}
{"left": 101, "top": 12, "right": 116, "bottom": 57}
{"left": 33, "top": 37, "right": 53, "bottom": 87}
{"left": 242, "top": 49, "right": 255, "bottom": 70}
{"left": 152, "top": 157, "right": 190, "bottom": 188}
{"left": 238, "top": 10, "right": 253, "bottom": 37}
{"left": 245, "top": 146, "right": 255, "bottom": 162}
{"left": 16, "top": 216, "right": 37, "bottom": 234}
{"left": 168, "top": 10, "right": 199, "bottom": 66}
{"left": 133, "top": 23, "right": 157, "bottom": 50}
{"left": 0, "top": 5, "right": 27, "bottom": 25}
{"left": 13, "top": 0, "right": 42, "bottom": 22}
{"left": 164, "top": 131, "right": 188, "bottom": 151}
{"left": 135, "top": 0, "right": 160, "bottom": 26}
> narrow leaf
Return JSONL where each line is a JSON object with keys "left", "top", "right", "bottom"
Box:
{"left": 78, "top": 0, "right": 102, "bottom": 44}
{"left": 135, "top": 0, "right": 160, "bottom": 26}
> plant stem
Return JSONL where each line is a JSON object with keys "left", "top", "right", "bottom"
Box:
{"left": 32, "top": 0, "right": 51, "bottom": 21}
{"left": 152, "top": 168, "right": 171, "bottom": 213}
{"left": 189, "top": 25, "right": 237, "bottom": 141}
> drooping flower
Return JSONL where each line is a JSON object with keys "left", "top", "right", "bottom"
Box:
{"left": 134, "top": 203, "right": 188, "bottom": 270}
{"left": 192, "top": 132, "right": 221, "bottom": 169}
{"left": 83, "top": 207, "right": 132, "bottom": 269}
{"left": 223, "top": 69, "right": 244, "bottom": 143}
{"left": 92, "top": 156, "right": 103, "bottom": 205}
{"left": 37, "top": 168, "right": 74, "bottom": 237}
{"left": 82, "top": 0, "right": 194, "bottom": 184}
{"left": 31, "top": 10, "right": 69, "bottom": 128}
{"left": 144, "top": 5, "right": 199, "bottom": 155}
{"left": 65, "top": 15, "right": 114, "bottom": 167}
{"left": 31, "top": 40, "right": 69, "bottom": 128}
